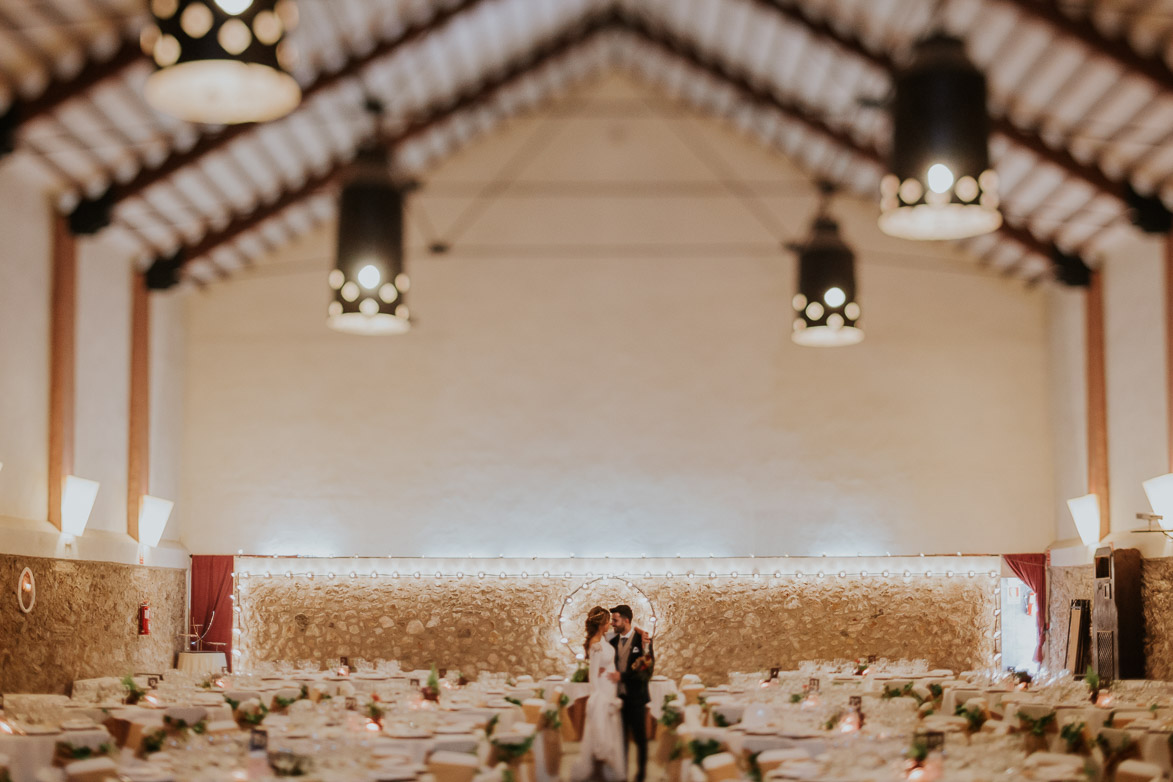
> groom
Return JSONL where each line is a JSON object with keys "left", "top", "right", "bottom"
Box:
{"left": 609, "top": 604, "right": 654, "bottom": 782}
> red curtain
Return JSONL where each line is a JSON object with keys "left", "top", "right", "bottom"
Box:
{"left": 1003, "top": 553, "right": 1047, "bottom": 663}
{"left": 190, "top": 555, "right": 235, "bottom": 671}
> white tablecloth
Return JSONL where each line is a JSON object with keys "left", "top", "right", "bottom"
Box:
{"left": 176, "top": 652, "right": 228, "bottom": 676}
{"left": 0, "top": 727, "right": 109, "bottom": 782}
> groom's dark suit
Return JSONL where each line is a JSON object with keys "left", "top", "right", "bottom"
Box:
{"left": 610, "top": 627, "right": 654, "bottom": 782}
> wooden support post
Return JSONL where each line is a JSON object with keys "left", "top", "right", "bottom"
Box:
{"left": 47, "top": 212, "right": 76, "bottom": 528}
{"left": 1086, "top": 268, "right": 1110, "bottom": 540}
{"left": 127, "top": 272, "right": 150, "bottom": 540}
{"left": 1166, "top": 233, "right": 1173, "bottom": 472}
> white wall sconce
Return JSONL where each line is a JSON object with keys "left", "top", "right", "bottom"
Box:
{"left": 61, "top": 475, "right": 100, "bottom": 537}
{"left": 138, "top": 495, "right": 175, "bottom": 547}
{"left": 1066, "top": 493, "right": 1102, "bottom": 546}
{"left": 1142, "top": 474, "right": 1173, "bottom": 531}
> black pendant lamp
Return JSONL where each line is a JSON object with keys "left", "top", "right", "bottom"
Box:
{"left": 142, "top": 0, "right": 301, "bottom": 125}
{"left": 327, "top": 146, "right": 411, "bottom": 336}
{"left": 878, "top": 33, "right": 1001, "bottom": 241}
{"left": 791, "top": 190, "right": 862, "bottom": 347}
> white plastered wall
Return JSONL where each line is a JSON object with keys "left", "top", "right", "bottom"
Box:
{"left": 180, "top": 75, "right": 1056, "bottom": 557}
{"left": 0, "top": 155, "right": 188, "bottom": 566}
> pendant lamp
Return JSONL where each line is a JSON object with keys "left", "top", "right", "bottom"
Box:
{"left": 327, "top": 147, "right": 411, "bottom": 336}
{"left": 791, "top": 192, "right": 863, "bottom": 347}
{"left": 878, "top": 33, "right": 1001, "bottom": 241}
{"left": 142, "top": 0, "right": 301, "bottom": 125}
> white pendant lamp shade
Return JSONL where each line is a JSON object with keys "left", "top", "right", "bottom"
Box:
{"left": 328, "top": 147, "right": 411, "bottom": 336}
{"left": 878, "top": 34, "right": 1001, "bottom": 241}
{"left": 143, "top": 0, "right": 301, "bottom": 125}
{"left": 791, "top": 216, "right": 863, "bottom": 348}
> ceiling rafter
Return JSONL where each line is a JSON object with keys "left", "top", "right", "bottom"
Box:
{"left": 1, "top": 20, "right": 143, "bottom": 135}
{"left": 160, "top": 9, "right": 616, "bottom": 281}
{"left": 163, "top": 8, "right": 1067, "bottom": 286}
{"left": 997, "top": 0, "right": 1173, "bottom": 94}
{"left": 71, "top": 0, "right": 502, "bottom": 229}
{"left": 743, "top": 0, "right": 1127, "bottom": 203}
{"left": 614, "top": 11, "right": 1064, "bottom": 271}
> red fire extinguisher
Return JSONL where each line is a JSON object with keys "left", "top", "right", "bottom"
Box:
{"left": 139, "top": 602, "right": 151, "bottom": 636}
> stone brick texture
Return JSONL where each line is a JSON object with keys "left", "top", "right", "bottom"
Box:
{"left": 236, "top": 573, "right": 999, "bottom": 680}
{"left": 1047, "top": 559, "right": 1173, "bottom": 681}
{"left": 0, "top": 554, "right": 187, "bottom": 694}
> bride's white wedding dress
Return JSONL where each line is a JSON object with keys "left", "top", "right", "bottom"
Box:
{"left": 569, "top": 640, "right": 626, "bottom": 782}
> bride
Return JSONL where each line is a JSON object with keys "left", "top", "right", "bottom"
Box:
{"left": 569, "top": 606, "right": 626, "bottom": 782}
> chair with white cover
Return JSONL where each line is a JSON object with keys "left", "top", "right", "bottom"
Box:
{"left": 429, "top": 750, "right": 480, "bottom": 782}
{"left": 1116, "top": 760, "right": 1164, "bottom": 782}
{"left": 163, "top": 705, "right": 208, "bottom": 725}
{"left": 433, "top": 735, "right": 480, "bottom": 755}
{"left": 681, "top": 684, "right": 705, "bottom": 706}
{"left": 755, "top": 748, "right": 809, "bottom": 776}
{"left": 710, "top": 703, "right": 744, "bottom": 727}
{"left": 70, "top": 678, "right": 124, "bottom": 704}
{"left": 64, "top": 757, "right": 118, "bottom": 782}
{"left": 701, "top": 752, "right": 739, "bottom": 782}
{"left": 521, "top": 699, "right": 546, "bottom": 725}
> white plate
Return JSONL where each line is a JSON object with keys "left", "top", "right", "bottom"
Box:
{"left": 20, "top": 726, "right": 62, "bottom": 735}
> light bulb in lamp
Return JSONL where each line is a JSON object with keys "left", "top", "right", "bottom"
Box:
{"left": 61, "top": 476, "right": 100, "bottom": 537}
{"left": 1066, "top": 494, "right": 1102, "bottom": 546}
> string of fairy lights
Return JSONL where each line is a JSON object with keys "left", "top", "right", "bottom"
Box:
{"left": 231, "top": 568, "right": 1002, "bottom": 580}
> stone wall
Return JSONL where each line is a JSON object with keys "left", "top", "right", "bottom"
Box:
{"left": 0, "top": 554, "right": 187, "bottom": 694}
{"left": 1045, "top": 565, "right": 1094, "bottom": 673}
{"left": 236, "top": 571, "right": 998, "bottom": 681}
{"left": 1142, "top": 557, "right": 1173, "bottom": 681}
{"left": 1047, "top": 558, "right": 1173, "bottom": 680}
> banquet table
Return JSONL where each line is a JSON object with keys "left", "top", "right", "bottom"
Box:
{"left": 0, "top": 727, "right": 110, "bottom": 782}
{"left": 175, "top": 652, "right": 228, "bottom": 676}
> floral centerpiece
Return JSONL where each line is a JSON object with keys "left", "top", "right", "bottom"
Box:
{"left": 854, "top": 659, "right": 869, "bottom": 676}
{"left": 954, "top": 703, "right": 987, "bottom": 737}
{"left": 570, "top": 662, "right": 589, "bottom": 683}
{"left": 1016, "top": 710, "right": 1055, "bottom": 754}
{"left": 1085, "top": 666, "right": 1105, "bottom": 705}
{"left": 1060, "top": 721, "right": 1091, "bottom": 755}
{"left": 54, "top": 741, "right": 114, "bottom": 766}
{"left": 657, "top": 694, "right": 684, "bottom": 764}
{"left": 365, "top": 696, "right": 385, "bottom": 728}
{"left": 422, "top": 663, "right": 441, "bottom": 702}
{"left": 121, "top": 674, "right": 146, "bottom": 706}
{"left": 234, "top": 698, "right": 269, "bottom": 727}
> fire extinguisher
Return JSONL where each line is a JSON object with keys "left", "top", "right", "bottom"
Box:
{"left": 139, "top": 602, "right": 151, "bottom": 636}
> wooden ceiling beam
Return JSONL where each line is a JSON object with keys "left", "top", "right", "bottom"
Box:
{"left": 78, "top": 0, "right": 500, "bottom": 226}
{"left": 743, "top": 0, "right": 1127, "bottom": 202}
{"left": 164, "top": 8, "right": 1072, "bottom": 284}
{"left": 1, "top": 28, "right": 144, "bottom": 138}
{"left": 617, "top": 13, "right": 1065, "bottom": 271}
{"left": 161, "top": 12, "right": 614, "bottom": 279}
{"left": 998, "top": 0, "right": 1173, "bottom": 94}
